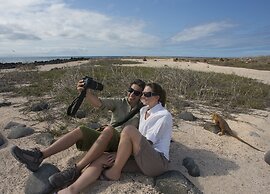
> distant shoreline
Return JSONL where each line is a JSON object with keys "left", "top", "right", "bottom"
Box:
{"left": 0, "top": 56, "right": 142, "bottom": 69}
{"left": 0, "top": 57, "right": 91, "bottom": 70}
{"left": 0, "top": 56, "right": 151, "bottom": 65}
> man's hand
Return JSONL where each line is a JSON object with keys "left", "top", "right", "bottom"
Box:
{"left": 102, "top": 152, "right": 116, "bottom": 168}
{"left": 107, "top": 153, "right": 116, "bottom": 165}
{"left": 77, "top": 80, "right": 85, "bottom": 93}
{"left": 77, "top": 79, "right": 102, "bottom": 108}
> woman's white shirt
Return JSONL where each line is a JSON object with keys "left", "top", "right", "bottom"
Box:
{"left": 139, "top": 103, "right": 173, "bottom": 160}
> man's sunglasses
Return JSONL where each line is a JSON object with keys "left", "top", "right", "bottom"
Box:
{"left": 128, "top": 88, "right": 142, "bottom": 96}
{"left": 142, "top": 92, "right": 158, "bottom": 98}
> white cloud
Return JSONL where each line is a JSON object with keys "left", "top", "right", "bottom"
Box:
{"left": 170, "top": 21, "right": 235, "bottom": 43}
{"left": 0, "top": 0, "right": 159, "bottom": 56}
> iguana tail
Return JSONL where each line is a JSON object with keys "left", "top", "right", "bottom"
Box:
{"left": 230, "top": 132, "right": 264, "bottom": 152}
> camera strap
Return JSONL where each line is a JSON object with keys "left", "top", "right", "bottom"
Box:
{"left": 112, "top": 102, "right": 144, "bottom": 128}
{"left": 67, "top": 90, "right": 86, "bottom": 117}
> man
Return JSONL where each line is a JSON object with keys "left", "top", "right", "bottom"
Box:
{"left": 11, "top": 78, "right": 145, "bottom": 189}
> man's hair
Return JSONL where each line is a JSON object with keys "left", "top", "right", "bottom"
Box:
{"left": 130, "top": 79, "right": 145, "bottom": 90}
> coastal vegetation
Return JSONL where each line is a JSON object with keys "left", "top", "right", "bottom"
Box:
{"left": 1, "top": 59, "right": 269, "bottom": 112}
{"left": 0, "top": 58, "right": 269, "bottom": 135}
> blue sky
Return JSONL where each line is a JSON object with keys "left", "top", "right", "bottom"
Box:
{"left": 0, "top": 0, "right": 270, "bottom": 57}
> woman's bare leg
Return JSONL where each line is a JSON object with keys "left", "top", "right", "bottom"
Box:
{"left": 58, "top": 153, "right": 114, "bottom": 194}
{"left": 104, "top": 125, "right": 142, "bottom": 180}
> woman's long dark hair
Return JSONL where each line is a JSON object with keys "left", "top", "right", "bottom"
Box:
{"left": 146, "top": 83, "right": 166, "bottom": 107}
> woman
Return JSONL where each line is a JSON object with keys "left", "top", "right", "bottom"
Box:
{"left": 58, "top": 83, "right": 173, "bottom": 194}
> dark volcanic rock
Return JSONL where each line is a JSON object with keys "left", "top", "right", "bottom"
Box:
{"left": 31, "top": 102, "right": 49, "bottom": 111}
{"left": 34, "top": 133, "right": 54, "bottom": 146}
{"left": 264, "top": 150, "right": 270, "bottom": 165}
{"left": 7, "top": 126, "right": 34, "bottom": 139}
{"left": 203, "top": 122, "right": 221, "bottom": 134}
{"left": 4, "top": 121, "right": 26, "bottom": 129}
{"left": 0, "top": 99, "right": 11, "bottom": 107}
{"left": 0, "top": 133, "right": 6, "bottom": 146}
{"left": 76, "top": 110, "right": 87, "bottom": 119}
{"left": 179, "top": 111, "right": 197, "bottom": 121}
{"left": 24, "top": 163, "right": 60, "bottom": 194}
{"left": 87, "top": 122, "right": 102, "bottom": 129}
{"left": 182, "top": 157, "right": 200, "bottom": 177}
{"left": 155, "top": 170, "right": 202, "bottom": 194}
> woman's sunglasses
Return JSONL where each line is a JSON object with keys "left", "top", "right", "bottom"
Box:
{"left": 128, "top": 88, "right": 142, "bottom": 96}
{"left": 142, "top": 92, "right": 158, "bottom": 98}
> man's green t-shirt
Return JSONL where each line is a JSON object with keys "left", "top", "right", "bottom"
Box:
{"left": 99, "top": 97, "right": 139, "bottom": 132}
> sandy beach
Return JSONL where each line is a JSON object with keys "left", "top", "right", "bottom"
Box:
{"left": 0, "top": 58, "right": 270, "bottom": 194}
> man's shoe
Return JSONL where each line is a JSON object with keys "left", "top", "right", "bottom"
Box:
{"left": 48, "top": 165, "right": 80, "bottom": 189}
{"left": 10, "top": 145, "right": 43, "bottom": 172}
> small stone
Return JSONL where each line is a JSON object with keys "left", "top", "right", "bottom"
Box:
{"left": 0, "top": 133, "right": 5, "bottom": 146}
{"left": 182, "top": 157, "right": 200, "bottom": 177}
{"left": 34, "top": 133, "right": 54, "bottom": 146}
{"left": 7, "top": 126, "right": 34, "bottom": 139}
{"left": 87, "top": 122, "right": 102, "bottom": 129}
{"left": 4, "top": 121, "right": 26, "bottom": 129}
{"left": 203, "top": 122, "right": 221, "bottom": 134}
{"left": 31, "top": 102, "right": 49, "bottom": 111}
{"left": 76, "top": 110, "right": 87, "bottom": 119}
{"left": 179, "top": 111, "right": 196, "bottom": 121}
{"left": 155, "top": 170, "right": 202, "bottom": 194}
{"left": 0, "top": 100, "right": 11, "bottom": 107}
{"left": 264, "top": 150, "right": 270, "bottom": 165}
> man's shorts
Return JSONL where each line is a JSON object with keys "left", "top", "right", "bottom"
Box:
{"left": 123, "top": 136, "right": 169, "bottom": 177}
{"left": 76, "top": 125, "right": 120, "bottom": 152}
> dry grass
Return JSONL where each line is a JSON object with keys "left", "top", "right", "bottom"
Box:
{"left": 0, "top": 59, "right": 269, "bottom": 128}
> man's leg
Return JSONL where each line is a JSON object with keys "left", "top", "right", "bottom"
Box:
{"left": 103, "top": 125, "right": 142, "bottom": 180}
{"left": 42, "top": 127, "right": 83, "bottom": 158}
{"left": 49, "top": 125, "right": 118, "bottom": 188}
{"left": 76, "top": 125, "right": 114, "bottom": 171}
{"left": 11, "top": 127, "right": 83, "bottom": 172}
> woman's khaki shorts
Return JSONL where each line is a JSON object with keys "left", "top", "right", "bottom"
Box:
{"left": 123, "top": 136, "right": 169, "bottom": 177}
{"left": 76, "top": 125, "right": 120, "bottom": 152}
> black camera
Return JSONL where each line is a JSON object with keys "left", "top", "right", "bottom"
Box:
{"left": 82, "top": 76, "right": 103, "bottom": 91}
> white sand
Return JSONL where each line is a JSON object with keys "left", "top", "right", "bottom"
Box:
{"left": 121, "top": 58, "right": 270, "bottom": 85}
{"left": 1, "top": 58, "right": 270, "bottom": 194}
